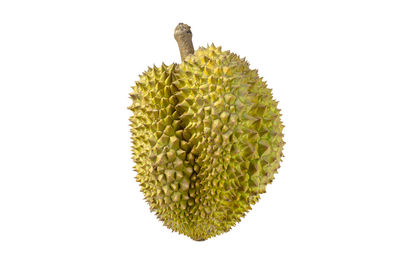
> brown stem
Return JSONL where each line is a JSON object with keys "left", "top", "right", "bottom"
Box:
{"left": 174, "top": 23, "right": 194, "bottom": 62}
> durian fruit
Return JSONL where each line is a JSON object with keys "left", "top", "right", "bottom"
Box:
{"left": 129, "top": 23, "right": 284, "bottom": 241}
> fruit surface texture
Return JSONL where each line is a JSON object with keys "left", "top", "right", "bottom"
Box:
{"left": 129, "top": 24, "right": 284, "bottom": 241}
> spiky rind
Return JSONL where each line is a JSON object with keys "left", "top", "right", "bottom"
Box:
{"left": 129, "top": 45, "right": 284, "bottom": 241}
{"left": 129, "top": 63, "right": 194, "bottom": 233}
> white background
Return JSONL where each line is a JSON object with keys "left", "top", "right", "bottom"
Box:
{"left": 1, "top": 0, "right": 399, "bottom": 266}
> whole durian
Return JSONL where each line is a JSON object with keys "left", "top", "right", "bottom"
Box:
{"left": 129, "top": 23, "right": 284, "bottom": 241}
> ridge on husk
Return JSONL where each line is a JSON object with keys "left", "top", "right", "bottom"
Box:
{"left": 129, "top": 44, "right": 284, "bottom": 241}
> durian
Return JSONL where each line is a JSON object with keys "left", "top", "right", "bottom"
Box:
{"left": 129, "top": 23, "right": 285, "bottom": 241}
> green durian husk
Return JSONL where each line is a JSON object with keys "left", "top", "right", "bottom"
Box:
{"left": 129, "top": 44, "right": 284, "bottom": 241}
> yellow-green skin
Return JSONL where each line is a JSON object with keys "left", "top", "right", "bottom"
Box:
{"left": 129, "top": 44, "right": 284, "bottom": 241}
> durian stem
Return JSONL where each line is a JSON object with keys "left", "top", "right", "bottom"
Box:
{"left": 174, "top": 23, "right": 195, "bottom": 62}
